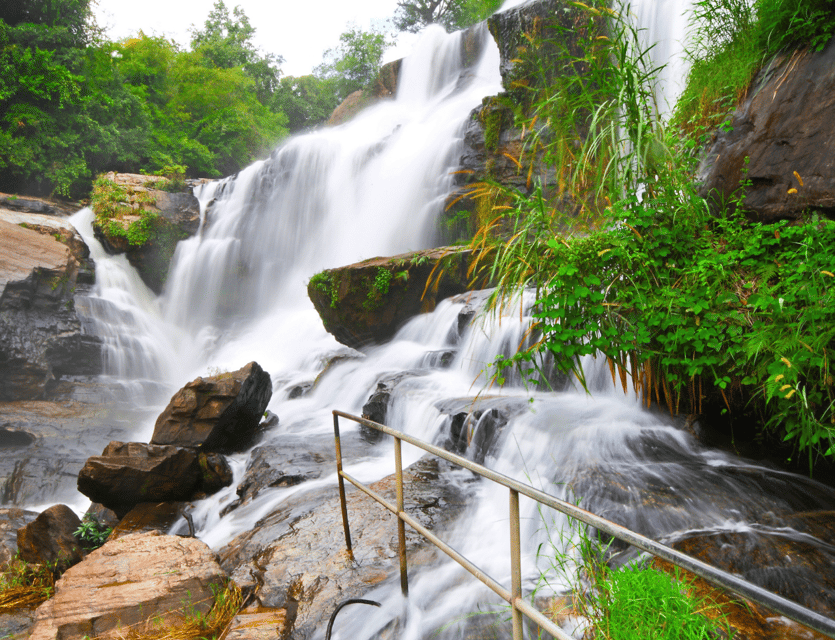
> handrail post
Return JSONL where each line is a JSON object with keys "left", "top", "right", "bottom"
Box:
{"left": 394, "top": 436, "right": 409, "bottom": 597}
{"left": 333, "top": 412, "right": 353, "bottom": 557}
{"left": 510, "top": 488, "right": 523, "bottom": 640}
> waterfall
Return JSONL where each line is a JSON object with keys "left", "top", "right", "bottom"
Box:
{"left": 64, "top": 3, "right": 835, "bottom": 639}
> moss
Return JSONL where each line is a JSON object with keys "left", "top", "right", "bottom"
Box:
{"left": 362, "top": 267, "right": 393, "bottom": 311}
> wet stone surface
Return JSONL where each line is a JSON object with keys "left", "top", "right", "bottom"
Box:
{"left": 218, "top": 455, "right": 478, "bottom": 640}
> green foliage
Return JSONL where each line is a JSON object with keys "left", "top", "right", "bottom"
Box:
{"left": 597, "top": 565, "right": 728, "bottom": 639}
{"left": 393, "top": 0, "right": 503, "bottom": 33}
{"left": 675, "top": 0, "right": 835, "bottom": 145}
{"left": 0, "top": 1, "right": 289, "bottom": 197}
{"left": 189, "top": 0, "right": 283, "bottom": 104}
{"left": 271, "top": 74, "right": 341, "bottom": 132}
{"left": 315, "top": 25, "right": 393, "bottom": 103}
{"left": 472, "top": 0, "right": 835, "bottom": 470}
{"left": 310, "top": 271, "right": 339, "bottom": 309}
{"left": 364, "top": 267, "right": 393, "bottom": 311}
{"left": 537, "top": 514, "right": 732, "bottom": 639}
{"left": 74, "top": 515, "right": 112, "bottom": 550}
{"left": 756, "top": 0, "right": 835, "bottom": 54}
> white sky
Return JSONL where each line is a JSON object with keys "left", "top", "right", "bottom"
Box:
{"left": 93, "top": 0, "right": 418, "bottom": 77}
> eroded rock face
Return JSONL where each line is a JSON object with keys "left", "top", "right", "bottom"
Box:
{"left": 17, "top": 504, "right": 83, "bottom": 571}
{"left": 151, "top": 361, "right": 272, "bottom": 452}
{"left": 0, "top": 215, "right": 101, "bottom": 401}
{"left": 699, "top": 40, "right": 835, "bottom": 221}
{"left": 27, "top": 531, "right": 225, "bottom": 640}
{"left": 76, "top": 442, "right": 231, "bottom": 518}
{"left": 307, "top": 247, "right": 480, "bottom": 349}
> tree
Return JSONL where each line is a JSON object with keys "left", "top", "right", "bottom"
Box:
{"left": 189, "top": 0, "right": 283, "bottom": 104}
{"left": 393, "top": 0, "right": 503, "bottom": 33}
{"left": 271, "top": 75, "right": 341, "bottom": 133}
{"left": 315, "top": 26, "right": 392, "bottom": 103}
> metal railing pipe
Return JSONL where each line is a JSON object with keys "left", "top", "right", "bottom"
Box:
{"left": 332, "top": 410, "right": 835, "bottom": 639}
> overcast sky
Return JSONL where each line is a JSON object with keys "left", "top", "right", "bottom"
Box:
{"left": 93, "top": 0, "right": 418, "bottom": 77}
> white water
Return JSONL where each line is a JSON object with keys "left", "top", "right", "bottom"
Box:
{"left": 66, "top": 3, "right": 835, "bottom": 639}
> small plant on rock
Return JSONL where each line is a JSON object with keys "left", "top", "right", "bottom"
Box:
{"left": 74, "top": 515, "right": 113, "bottom": 551}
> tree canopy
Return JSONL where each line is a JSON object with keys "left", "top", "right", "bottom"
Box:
{"left": 392, "top": 0, "right": 503, "bottom": 33}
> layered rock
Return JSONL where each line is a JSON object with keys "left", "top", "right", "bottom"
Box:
{"left": 0, "top": 212, "right": 101, "bottom": 401}
{"left": 150, "top": 361, "right": 273, "bottom": 452}
{"left": 90, "top": 172, "right": 204, "bottom": 292}
{"left": 307, "top": 247, "right": 482, "bottom": 349}
{"left": 27, "top": 531, "right": 226, "bottom": 640}
{"left": 699, "top": 39, "right": 835, "bottom": 221}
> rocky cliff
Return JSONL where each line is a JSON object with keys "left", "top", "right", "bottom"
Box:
{"left": 0, "top": 201, "right": 101, "bottom": 401}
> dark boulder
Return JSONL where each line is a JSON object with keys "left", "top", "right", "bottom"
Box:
{"left": 16, "top": 504, "right": 83, "bottom": 570}
{"left": 150, "top": 361, "right": 272, "bottom": 453}
{"left": 699, "top": 39, "right": 835, "bottom": 221}
{"left": 76, "top": 441, "right": 231, "bottom": 518}
{"left": 307, "top": 247, "right": 482, "bottom": 349}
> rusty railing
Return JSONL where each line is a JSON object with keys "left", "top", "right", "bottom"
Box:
{"left": 332, "top": 410, "right": 835, "bottom": 640}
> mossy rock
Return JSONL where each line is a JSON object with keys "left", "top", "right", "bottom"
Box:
{"left": 307, "top": 247, "right": 486, "bottom": 349}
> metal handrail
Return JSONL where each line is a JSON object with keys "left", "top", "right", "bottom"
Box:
{"left": 332, "top": 410, "right": 835, "bottom": 640}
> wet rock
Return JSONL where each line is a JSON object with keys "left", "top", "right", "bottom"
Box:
{"left": 699, "top": 40, "right": 835, "bottom": 222}
{"left": 232, "top": 433, "right": 367, "bottom": 508}
{"left": 0, "top": 394, "right": 144, "bottom": 507}
{"left": 0, "top": 216, "right": 102, "bottom": 401}
{"left": 0, "top": 507, "right": 37, "bottom": 567}
{"left": 16, "top": 504, "right": 83, "bottom": 571}
{"left": 110, "top": 502, "right": 191, "bottom": 539}
{"left": 670, "top": 527, "right": 835, "bottom": 620}
{"left": 217, "top": 456, "right": 475, "bottom": 640}
{"left": 90, "top": 172, "right": 201, "bottom": 292}
{"left": 361, "top": 372, "right": 425, "bottom": 442}
{"left": 307, "top": 247, "right": 481, "bottom": 349}
{"left": 27, "top": 531, "right": 226, "bottom": 640}
{"left": 0, "top": 609, "right": 37, "bottom": 640}
{"left": 226, "top": 609, "right": 288, "bottom": 639}
{"left": 150, "top": 361, "right": 272, "bottom": 453}
{"left": 435, "top": 396, "right": 531, "bottom": 462}
{"left": 76, "top": 441, "right": 227, "bottom": 518}
{"left": 448, "top": 0, "right": 607, "bottom": 230}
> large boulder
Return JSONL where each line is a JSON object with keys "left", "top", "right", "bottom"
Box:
{"left": 0, "top": 214, "right": 101, "bottom": 401}
{"left": 90, "top": 172, "right": 205, "bottom": 292}
{"left": 150, "top": 361, "right": 272, "bottom": 452}
{"left": 307, "top": 247, "right": 482, "bottom": 349}
{"left": 699, "top": 39, "right": 835, "bottom": 221}
{"left": 76, "top": 441, "right": 232, "bottom": 517}
{"left": 27, "top": 531, "right": 226, "bottom": 640}
{"left": 16, "top": 504, "right": 83, "bottom": 571}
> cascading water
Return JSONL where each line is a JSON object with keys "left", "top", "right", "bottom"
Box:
{"left": 65, "top": 2, "right": 835, "bottom": 638}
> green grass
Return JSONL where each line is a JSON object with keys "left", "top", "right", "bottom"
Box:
{"left": 596, "top": 564, "right": 728, "bottom": 639}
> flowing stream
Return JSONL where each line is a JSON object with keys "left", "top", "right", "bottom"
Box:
{"left": 66, "top": 2, "right": 835, "bottom": 638}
